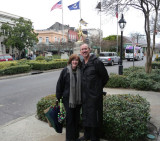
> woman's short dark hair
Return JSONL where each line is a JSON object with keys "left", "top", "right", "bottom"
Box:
{"left": 67, "top": 54, "right": 81, "bottom": 66}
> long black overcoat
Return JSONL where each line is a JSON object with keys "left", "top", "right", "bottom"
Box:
{"left": 81, "top": 55, "right": 109, "bottom": 127}
{"left": 56, "top": 67, "right": 70, "bottom": 101}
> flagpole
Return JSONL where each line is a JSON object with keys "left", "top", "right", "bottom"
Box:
{"left": 116, "top": 4, "right": 118, "bottom": 53}
{"left": 117, "top": 17, "right": 118, "bottom": 53}
{"left": 80, "top": 0, "right": 81, "bottom": 20}
{"left": 100, "top": 0, "right": 102, "bottom": 53}
{"left": 62, "top": 0, "right": 64, "bottom": 42}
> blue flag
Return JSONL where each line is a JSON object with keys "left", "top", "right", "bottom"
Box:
{"left": 68, "top": 1, "right": 80, "bottom": 10}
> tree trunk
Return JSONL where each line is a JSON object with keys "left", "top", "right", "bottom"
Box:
{"left": 144, "top": 11, "right": 152, "bottom": 73}
{"left": 145, "top": 48, "right": 153, "bottom": 73}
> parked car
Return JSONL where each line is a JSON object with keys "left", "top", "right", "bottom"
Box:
{"left": 99, "top": 52, "right": 120, "bottom": 66}
{"left": 0, "top": 54, "right": 13, "bottom": 62}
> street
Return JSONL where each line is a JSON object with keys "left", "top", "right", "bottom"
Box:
{"left": 106, "top": 57, "right": 146, "bottom": 74}
{"left": 0, "top": 57, "right": 146, "bottom": 126}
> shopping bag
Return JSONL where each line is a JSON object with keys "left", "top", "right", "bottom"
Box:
{"left": 44, "top": 107, "right": 52, "bottom": 127}
{"left": 44, "top": 100, "right": 63, "bottom": 133}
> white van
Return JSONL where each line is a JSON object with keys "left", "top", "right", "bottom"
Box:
{"left": 125, "top": 46, "right": 144, "bottom": 61}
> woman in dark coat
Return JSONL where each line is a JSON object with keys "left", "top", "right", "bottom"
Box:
{"left": 56, "top": 54, "right": 81, "bottom": 141}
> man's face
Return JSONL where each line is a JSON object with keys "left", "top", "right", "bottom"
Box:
{"left": 80, "top": 44, "right": 90, "bottom": 59}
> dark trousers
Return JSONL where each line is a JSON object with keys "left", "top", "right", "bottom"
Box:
{"left": 84, "top": 127, "right": 100, "bottom": 141}
{"left": 64, "top": 100, "right": 81, "bottom": 140}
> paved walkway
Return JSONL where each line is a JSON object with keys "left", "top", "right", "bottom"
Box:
{"left": 0, "top": 88, "right": 159, "bottom": 141}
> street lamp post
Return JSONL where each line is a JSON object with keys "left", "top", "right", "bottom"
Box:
{"left": 118, "top": 14, "right": 126, "bottom": 75}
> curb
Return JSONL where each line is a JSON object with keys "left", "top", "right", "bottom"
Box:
{"left": 0, "top": 68, "right": 63, "bottom": 80}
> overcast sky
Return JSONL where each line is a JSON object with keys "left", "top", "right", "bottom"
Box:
{"left": 0, "top": 0, "right": 146, "bottom": 38}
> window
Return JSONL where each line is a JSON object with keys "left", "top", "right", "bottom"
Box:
{"left": 108, "top": 53, "right": 113, "bottom": 56}
{"left": 46, "top": 37, "right": 49, "bottom": 44}
{"left": 39, "top": 37, "right": 42, "bottom": 43}
{"left": 99, "top": 53, "right": 112, "bottom": 57}
{"left": 55, "top": 37, "right": 57, "bottom": 42}
{"left": 114, "top": 53, "right": 117, "bottom": 56}
{"left": 126, "top": 49, "right": 134, "bottom": 53}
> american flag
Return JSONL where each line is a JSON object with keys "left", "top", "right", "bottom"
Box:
{"left": 116, "top": 5, "right": 118, "bottom": 18}
{"left": 51, "top": 1, "right": 62, "bottom": 11}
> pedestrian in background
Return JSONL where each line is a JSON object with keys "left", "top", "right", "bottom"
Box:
{"left": 56, "top": 54, "right": 82, "bottom": 141}
{"left": 79, "top": 44, "right": 109, "bottom": 141}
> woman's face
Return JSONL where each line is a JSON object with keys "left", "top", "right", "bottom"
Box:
{"left": 71, "top": 58, "right": 79, "bottom": 69}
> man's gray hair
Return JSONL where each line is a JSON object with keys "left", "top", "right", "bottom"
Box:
{"left": 80, "top": 43, "right": 90, "bottom": 49}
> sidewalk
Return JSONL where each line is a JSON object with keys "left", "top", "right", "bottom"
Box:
{"left": 0, "top": 88, "right": 160, "bottom": 141}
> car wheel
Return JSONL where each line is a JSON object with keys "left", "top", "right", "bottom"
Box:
{"left": 111, "top": 61, "right": 114, "bottom": 66}
{"left": 127, "top": 59, "right": 130, "bottom": 61}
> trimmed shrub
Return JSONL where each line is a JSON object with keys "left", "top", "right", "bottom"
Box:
{"left": 148, "top": 73, "right": 160, "bottom": 83}
{"left": 123, "top": 67, "right": 145, "bottom": 76}
{"left": 52, "top": 54, "right": 61, "bottom": 59}
{"left": 106, "top": 74, "right": 130, "bottom": 88}
{"left": 36, "top": 94, "right": 57, "bottom": 121}
{"left": 130, "top": 79, "right": 153, "bottom": 91}
{"left": 45, "top": 56, "right": 53, "bottom": 62}
{"left": 152, "top": 61, "right": 160, "bottom": 69}
{"left": 17, "top": 58, "right": 30, "bottom": 65}
{"left": 36, "top": 56, "right": 45, "bottom": 61}
{"left": 0, "top": 65, "right": 31, "bottom": 76}
{"left": 105, "top": 66, "right": 160, "bottom": 92}
{"left": 103, "top": 94, "right": 150, "bottom": 141}
{"left": 0, "top": 61, "right": 18, "bottom": 69}
{"left": 128, "top": 72, "right": 149, "bottom": 80}
{"left": 54, "top": 59, "right": 68, "bottom": 61}
{"left": 152, "top": 82, "right": 160, "bottom": 92}
{"left": 28, "top": 61, "right": 67, "bottom": 70}
{"left": 155, "top": 56, "right": 160, "bottom": 61}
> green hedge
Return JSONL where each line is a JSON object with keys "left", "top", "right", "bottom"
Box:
{"left": 0, "top": 61, "right": 18, "bottom": 69}
{"left": 106, "top": 75, "right": 130, "bottom": 88}
{"left": 106, "top": 67, "right": 160, "bottom": 92}
{"left": 103, "top": 94, "right": 150, "bottom": 141}
{"left": 37, "top": 94, "right": 57, "bottom": 122}
{"left": 130, "top": 79, "right": 154, "bottom": 91}
{"left": 154, "top": 57, "right": 160, "bottom": 61}
{"left": 152, "top": 61, "right": 160, "bottom": 69}
{"left": 28, "top": 61, "right": 67, "bottom": 70}
{"left": 0, "top": 65, "right": 31, "bottom": 76}
{"left": 37, "top": 94, "right": 150, "bottom": 141}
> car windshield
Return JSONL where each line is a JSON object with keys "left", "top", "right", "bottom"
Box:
{"left": 126, "top": 49, "right": 134, "bottom": 53}
{"left": 100, "top": 53, "right": 112, "bottom": 57}
{"left": 4, "top": 56, "right": 12, "bottom": 59}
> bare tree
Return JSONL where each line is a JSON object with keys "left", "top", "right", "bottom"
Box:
{"left": 130, "top": 32, "right": 146, "bottom": 45}
{"left": 90, "top": 35, "right": 101, "bottom": 47}
{"left": 102, "top": 0, "right": 160, "bottom": 73}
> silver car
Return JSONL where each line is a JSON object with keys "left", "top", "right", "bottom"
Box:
{"left": 99, "top": 52, "right": 120, "bottom": 66}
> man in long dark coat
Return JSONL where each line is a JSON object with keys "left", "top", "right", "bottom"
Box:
{"left": 79, "top": 44, "right": 109, "bottom": 141}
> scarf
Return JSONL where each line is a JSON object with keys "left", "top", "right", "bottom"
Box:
{"left": 67, "top": 65, "right": 81, "bottom": 108}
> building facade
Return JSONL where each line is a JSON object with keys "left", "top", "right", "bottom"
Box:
{"left": 35, "top": 22, "right": 79, "bottom": 44}
{"left": 68, "top": 28, "right": 78, "bottom": 42}
{"left": 35, "top": 29, "right": 68, "bottom": 44}
{"left": 0, "top": 11, "right": 30, "bottom": 55}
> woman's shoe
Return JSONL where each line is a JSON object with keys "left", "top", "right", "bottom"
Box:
{"left": 77, "top": 136, "right": 88, "bottom": 141}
